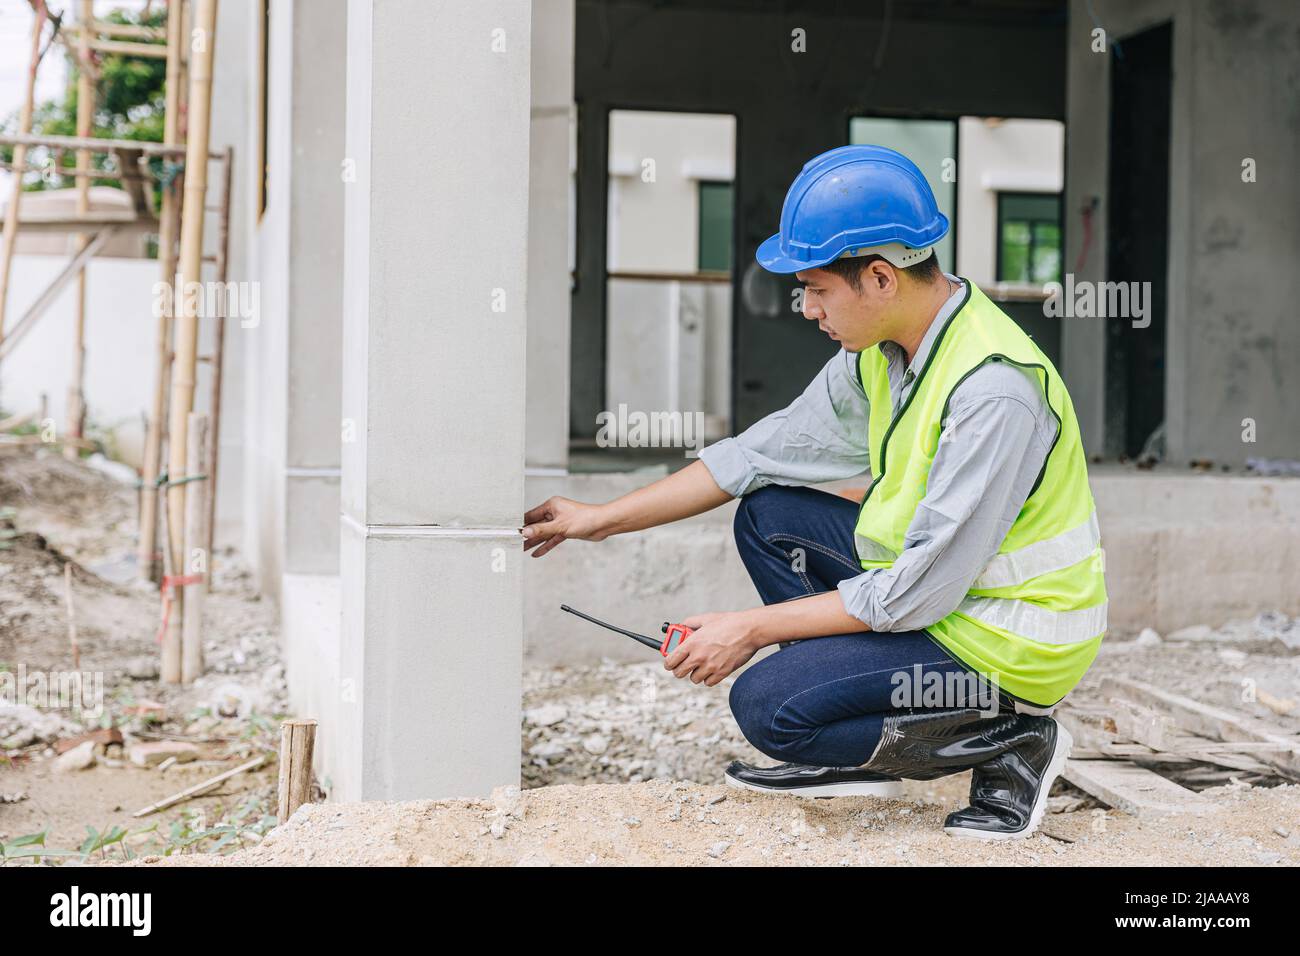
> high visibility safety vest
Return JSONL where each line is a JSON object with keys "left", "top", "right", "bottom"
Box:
{"left": 854, "top": 279, "right": 1106, "bottom": 706}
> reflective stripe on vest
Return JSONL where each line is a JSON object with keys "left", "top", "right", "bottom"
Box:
{"left": 957, "top": 595, "right": 1107, "bottom": 645}
{"left": 854, "top": 532, "right": 898, "bottom": 564}
{"left": 972, "top": 510, "right": 1101, "bottom": 589}
{"left": 855, "top": 508, "right": 1100, "bottom": 586}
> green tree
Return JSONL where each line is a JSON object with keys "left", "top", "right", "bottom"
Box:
{"left": 1, "top": 5, "right": 168, "bottom": 194}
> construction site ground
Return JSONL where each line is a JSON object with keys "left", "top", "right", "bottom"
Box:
{"left": 1, "top": 449, "right": 1297, "bottom": 866}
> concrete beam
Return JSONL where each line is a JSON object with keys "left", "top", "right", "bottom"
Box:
{"left": 338, "top": 0, "right": 531, "bottom": 800}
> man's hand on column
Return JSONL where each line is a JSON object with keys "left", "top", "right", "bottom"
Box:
{"left": 521, "top": 497, "right": 612, "bottom": 557}
{"left": 522, "top": 460, "right": 734, "bottom": 558}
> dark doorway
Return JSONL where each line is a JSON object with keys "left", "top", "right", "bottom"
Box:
{"left": 573, "top": 0, "right": 1069, "bottom": 445}
{"left": 1106, "top": 22, "right": 1172, "bottom": 458}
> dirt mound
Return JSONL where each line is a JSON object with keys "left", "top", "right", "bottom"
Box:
{"left": 125, "top": 778, "right": 1300, "bottom": 867}
{"left": 0, "top": 520, "right": 155, "bottom": 678}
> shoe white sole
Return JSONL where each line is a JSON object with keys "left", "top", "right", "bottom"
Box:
{"left": 725, "top": 772, "right": 905, "bottom": 799}
{"left": 942, "top": 721, "right": 1074, "bottom": 841}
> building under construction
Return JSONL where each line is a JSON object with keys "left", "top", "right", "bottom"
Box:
{"left": 0, "top": 0, "right": 1297, "bottom": 876}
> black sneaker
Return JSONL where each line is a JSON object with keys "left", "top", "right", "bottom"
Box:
{"left": 724, "top": 760, "right": 904, "bottom": 798}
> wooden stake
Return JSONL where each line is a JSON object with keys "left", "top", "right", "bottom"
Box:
{"left": 138, "top": 0, "right": 187, "bottom": 583}
{"left": 158, "top": 479, "right": 180, "bottom": 683}
{"left": 64, "top": 561, "right": 79, "bottom": 671}
{"left": 277, "top": 719, "right": 318, "bottom": 823}
{"left": 164, "top": 0, "right": 217, "bottom": 582}
{"left": 64, "top": 0, "right": 94, "bottom": 461}
{"left": 0, "top": 0, "right": 49, "bottom": 347}
{"left": 181, "top": 412, "right": 208, "bottom": 683}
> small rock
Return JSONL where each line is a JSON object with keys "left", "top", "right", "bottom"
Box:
{"left": 523, "top": 704, "right": 568, "bottom": 727}
{"left": 125, "top": 657, "right": 159, "bottom": 680}
{"left": 123, "top": 699, "right": 167, "bottom": 720}
{"left": 1167, "top": 624, "right": 1215, "bottom": 642}
{"left": 1048, "top": 795, "right": 1086, "bottom": 814}
{"left": 54, "top": 727, "right": 123, "bottom": 755}
{"left": 491, "top": 785, "right": 523, "bottom": 817}
{"left": 581, "top": 734, "right": 608, "bottom": 755}
{"left": 1253, "top": 851, "right": 1282, "bottom": 865}
{"left": 54, "top": 739, "right": 96, "bottom": 772}
{"left": 128, "top": 741, "right": 200, "bottom": 768}
{"left": 707, "top": 794, "right": 726, "bottom": 806}
{"left": 707, "top": 841, "right": 731, "bottom": 859}
{"left": 1136, "top": 628, "right": 1162, "bottom": 646}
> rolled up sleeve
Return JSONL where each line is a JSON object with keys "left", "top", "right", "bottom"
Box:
{"left": 698, "top": 348, "right": 872, "bottom": 498}
{"left": 837, "top": 364, "right": 1058, "bottom": 632}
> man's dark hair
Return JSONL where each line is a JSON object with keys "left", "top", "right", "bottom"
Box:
{"left": 819, "top": 251, "right": 943, "bottom": 291}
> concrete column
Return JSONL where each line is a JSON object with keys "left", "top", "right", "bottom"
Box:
{"left": 284, "top": 0, "right": 346, "bottom": 576}
{"left": 242, "top": 0, "right": 346, "bottom": 593}
{"left": 339, "top": 0, "right": 530, "bottom": 801}
{"left": 525, "top": 0, "right": 574, "bottom": 471}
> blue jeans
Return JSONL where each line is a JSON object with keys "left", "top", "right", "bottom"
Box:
{"left": 728, "top": 486, "right": 1004, "bottom": 767}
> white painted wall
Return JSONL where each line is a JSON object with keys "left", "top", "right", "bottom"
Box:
{"left": 0, "top": 255, "right": 156, "bottom": 463}
{"left": 606, "top": 110, "right": 734, "bottom": 274}
{"left": 956, "top": 117, "right": 1064, "bottom": 286}
{"left": 605, "top": 110, "right": 734, "bottom": 435}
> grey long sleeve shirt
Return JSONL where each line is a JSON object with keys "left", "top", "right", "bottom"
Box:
{"left": 699, "top": 276, "right": 1060, "bottom": 633}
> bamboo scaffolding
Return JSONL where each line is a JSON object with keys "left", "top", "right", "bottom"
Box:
{"left": 0, "top": 226, "right": 117, "bottom": 361}
{"left": 0, "top": 133, "right": 197, "bottom": 158}
{"left": 83, "top": 38, "right": 168, "bottom": 60}
{"left": 63, "top": 21, "right": 166, "bottom": 42}
{"left": 0, "top": 0, "right": 51, "bottom": 348}
{"left": 181, "top": 412, "right": 208, "bottom": 682}
{"left": 65, "top": 0, "right": 94, "bottom": 461}
{"left": 139, "top": 0, "right": 187, "bottom": 583}
{"left": 163, "top": 0, "right": 218, "bottom": 677}
{"left": 205, "top": 145, "right": 234, "bottom": 569}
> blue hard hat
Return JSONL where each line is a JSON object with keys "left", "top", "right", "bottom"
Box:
{"left": 756, "top": 144, "right": 949, "bottom": 274}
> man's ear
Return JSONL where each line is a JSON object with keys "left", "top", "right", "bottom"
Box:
{"left": 865, "top": 259, "right": 898, "bottom": 294}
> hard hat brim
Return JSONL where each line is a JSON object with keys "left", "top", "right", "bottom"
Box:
{"left": 756, "top": 232, "right": 832, "bottom": 274}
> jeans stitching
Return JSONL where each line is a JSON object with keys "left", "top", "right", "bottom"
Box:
{"left": 767, "top": 659, "right": 958, "bottom": 741}
{"left": 763, "top": 532, "right": 862, "bottom": 574}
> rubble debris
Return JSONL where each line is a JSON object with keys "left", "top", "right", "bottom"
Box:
{"left": 54, "top": 739, "right": 96, "bottom": 773}
{"left": 129, "top": 740, "right": 201, "bottom": 768}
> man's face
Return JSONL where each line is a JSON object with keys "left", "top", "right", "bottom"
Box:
{"left": 795, "top": 264, "right": 898, "bottom": 353}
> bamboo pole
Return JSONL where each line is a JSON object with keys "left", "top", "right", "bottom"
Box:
{"left": 85, "top": 38, "right": 168, "bottom": 59}
{"left": 133, "top": 754, "right": 267, "bottom": 818}
{"left": 65, "top": 0, "right": 94, "bottom": 461}
{"left": 158, "top": 478, "right": 179, "bottom": 682}
{"left": 139, "top": 0, "right": 187, "bottom": 583}
{"left": 64, "top": 561, "right": 80, "bottom": 671}
{"left": 0, "top": 0, "right": 49, "bottom": 348}
{"left": 205, "top": 146, "right": 232, "bottom": 570}
{"left": 63, "top": 21, "right": 166, "bottom": 42}
{"left": 277, "top": 720, "right": 318, "bottom": 823}
{"left": 165, "top": 0, "right": 217, "bottom": 647}
{"left": 0, "top": 227, "right": 116, "bottom": 362}
{"left": 0, "top": 133, "right": 191, "bottom": 157}
{"left": 181, "top": 412, "right": 208, "bottom": 683}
